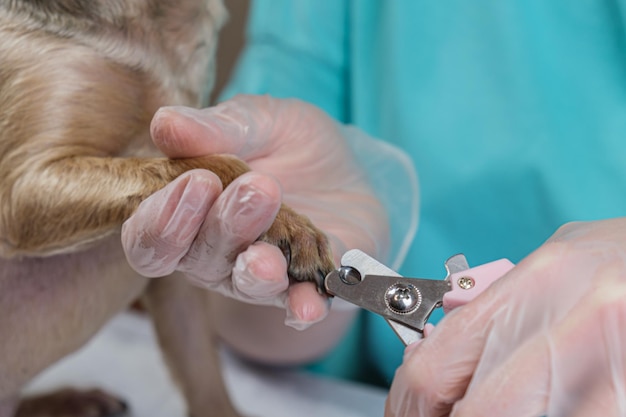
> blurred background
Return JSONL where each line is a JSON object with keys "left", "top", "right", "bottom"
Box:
{"left": 210, "top": 0, "right": 249, "bottom": 104}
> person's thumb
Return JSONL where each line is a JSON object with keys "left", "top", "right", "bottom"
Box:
{"left": 150, "top": 95, "right": 283, "bottom": 159}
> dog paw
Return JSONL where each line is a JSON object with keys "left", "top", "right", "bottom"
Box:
{"left": 16, "top": 388, "right": 128, "bottom": 417}
{"left": 260, "top": 205, "right": 335, "bottom": 289}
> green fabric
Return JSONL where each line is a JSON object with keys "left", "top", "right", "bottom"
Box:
{"left": 221, "top": 0, "right": 626, "bottom": 387}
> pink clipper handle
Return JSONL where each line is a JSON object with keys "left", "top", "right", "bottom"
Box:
{"left": 442, "top": 259, "right": 514, "bottom": 313}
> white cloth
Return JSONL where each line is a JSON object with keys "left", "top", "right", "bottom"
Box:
{"left": 24, "top": 312, "right": 387, "bottom": 417}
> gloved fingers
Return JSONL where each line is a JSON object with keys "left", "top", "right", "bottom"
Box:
{"left": 384, "top": 328, "right": 471, "bottom": 417}
{"left": 121, "top": 170, "right": 222, "bottom": 277}
{"left": 564, "top": 383, "right": 626, "bottom": 417}
{"left": 546, "top": 276, "right": 626, "bottom": 417}
{"left": 386, "top": 283, "right": 545, "bottom": 417}
{"left": 398, "top": 244, "right": 585, "bottom": 400}
{"left": 178, "top": 171, "right": 282, "bottom": 288}
{"left": 384, "top": 258, "right": 543, "bottom": 417}
{"left": 150, "top": 95, "right": 285, "bottom": 160}
{"left": 284, "top": 280, "right": 330, "bottom": 330}
{"left": 542, "top": 372, "right": 626, "bottom": 417}
{"left": 231, "top": 241, "right": 290, "bottom": 302}
{"left": 548, "top": 356, "right": 607, "bottom": 417}
{"left": 451, "top": 294, "right": 626, "bottom": 417}
{"left": 231, "top": 241, "right": 332, "bottom": 328}
{"left": 384, "top": 382, "right": 407, "bottom": 417}
{"left": 387, "top": 283, "right": 517, "bottom": 416}
{"left": 386, "top": 221, "right": 626, "bottom": 417}
{"left": 448, "top": 331, "right": 550, "bottom": 417}
{"left": 151, "top": 95, "right": 352, "bottom": 179}
{"left": 452, "top": 257, "right": 626, "bottom": 417}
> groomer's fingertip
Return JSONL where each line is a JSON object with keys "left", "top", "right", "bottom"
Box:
{"left": 233, "top": 251, "right": 289, "bottom": 300}
{"left": 403, "top": 339, "right": 424, "bottom": 360}
{"left": 401, "top": 324, "right": 434, "bottom": 359}
{"left": 241, "top": 171, "right": 282, "bottom": 194}
{"left": 284, "top": 304, "right": 326, "bottom": 330}
{"left": 151, "top": 106, "right": 222, "bottom": 157}
{"left": 229, "top": 172, "right": 283, "bottom": 224}
{"left": 284, "top": 283, "right": 329, "bottom": 330}
{"left": 150, "top": 106, "right": 178, "bottom": 140}
{"left": 157, "top": 105, "right": 204, "bottom": 120}
{"left": 151, "top": 106, "right": 206, "bottom": 139}
{"left": 233, "top": 249, "right": 289, "bottom": 298}
{"left": 151, "top": 105, "right": 170, "bottom": 123}
{"left": 284, "top": 315, "right": 310, "bottom": 331}
{"left": 183, "top": 169, "right": 223, "bottom": 195}
{"left": 423, "top": 323, "right": 436, "bottom": 337}
{"left": 297, "top": 300, "right": 328, "bottom": 322}
{"left": 160, "top": 171, "right": 221, "bottom": 240}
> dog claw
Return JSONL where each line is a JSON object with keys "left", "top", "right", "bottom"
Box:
{"left": 316, "top": 269, "right": 327, "bottom": 294}
{"left": 280, "top": 241, "right": 292, "bottom": 269}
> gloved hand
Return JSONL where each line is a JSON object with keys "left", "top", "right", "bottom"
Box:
{"left": 122, "top": 95, "right": 417, "bottom": 328}
{"left": 385, "top": 218, "right": 626, "bottom": 417}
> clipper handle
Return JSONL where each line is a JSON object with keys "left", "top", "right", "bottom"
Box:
{"left": 443, "top": 259, "right": 514, "bottom": 313}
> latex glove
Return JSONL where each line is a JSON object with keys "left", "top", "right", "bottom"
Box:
{"left": 122, "top": 95, "right": 418, "bottom": 328}
{"left": 386, "top": 218, "right": 626, "bottom": 417}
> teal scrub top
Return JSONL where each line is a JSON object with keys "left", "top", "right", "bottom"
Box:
{"left": 221, "top": 0, "right": 626, "bottom": 387}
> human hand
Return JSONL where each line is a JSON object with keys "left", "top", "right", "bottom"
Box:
{"left": 122, "top": 95, "right": 413, "bottom": 328}
{"left": 386, "top": 218, "right": 626, "bottom": 416}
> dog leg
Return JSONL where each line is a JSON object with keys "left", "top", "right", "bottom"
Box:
{"left": 1, "top": 154, "right": 250, "bottom": 257}
{"left": 1, "top": 52, "right": 334, "bottom": 281}
{"left": 142, "top": 275, "right": 241, "bottom": 417}
{"left": 2, "top": 154, "right": 335, "bottom": 284}
{"left": 0, "top": 237, "right": 147, "bottom": 417}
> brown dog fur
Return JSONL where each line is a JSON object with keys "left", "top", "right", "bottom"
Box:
{"left": 0, "top": 1, "right": 334, "bottom": 416}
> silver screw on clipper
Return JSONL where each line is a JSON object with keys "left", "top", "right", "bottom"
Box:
{"left": 457, "top": 276, "right": 475, "bottom": 290}
{"left": 385, "top": 283, "right": 421, "bottom": 314}
{"left": 338, "top": 266, "right": 362, "bottom": 285}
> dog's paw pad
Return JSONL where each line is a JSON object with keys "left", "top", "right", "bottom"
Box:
{"left": 16, "top": 388, "right": 129, "bottom": 417}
